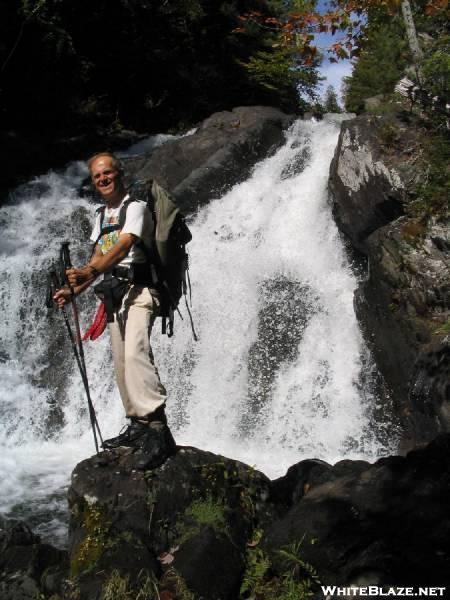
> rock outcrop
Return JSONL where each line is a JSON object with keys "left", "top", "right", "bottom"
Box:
{"left": 329, "top": 115, "right": 449, "bottom": 445}
{"left": 329, "top": 116, "right": 409, "bottom": 253}
{"left": 5, "top": 435, "right": 450, "bottom": 598}
{"left": 67, "top": 446, "right": 274, "bottom": 600}
{"left": 0, "top": 517, "right": 68, "bottom": 600}
{"left": 82, "top": 106, "right": 294, "bottom": 214}
{"left": 264, "top": 434, "right": 450, "bottom": 589}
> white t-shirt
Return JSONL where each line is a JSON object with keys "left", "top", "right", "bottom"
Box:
{"left": 90, "top": 194, "right": 153, "bottom": 267}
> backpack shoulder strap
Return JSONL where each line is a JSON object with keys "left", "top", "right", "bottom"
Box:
{"left": 118, "top": 196, "right": 141, "bottom": 229}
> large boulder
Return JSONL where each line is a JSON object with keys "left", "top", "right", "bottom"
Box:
{"left": 4, "top": 435, "right": 450, "bottom": 598}
{"left": 263, "top": 434, "right": 450, "bottom": 589}
{"left": 329, "top": 115, "right": 420, "bottom": 254}
{"left": 84, "top": 106, "right": 294, "bottom": 215}
{"left": 329, "top": 115, "right": 449, "bottom": 444}
{"left": 67, "top": 445, "right": 274, "bottom": 599}
{"left": 0, "top": 517, "right": 68, "bottom": 599}
{"left": 355, "top": 217, "right": 450, "bottom": 444}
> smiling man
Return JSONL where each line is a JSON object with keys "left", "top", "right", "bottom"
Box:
{"left": 54, "top": 152, "right": 175, "bottom": 467}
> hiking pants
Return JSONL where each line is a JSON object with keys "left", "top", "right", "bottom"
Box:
{"left": 108, "top": 285, "right": 167, "bottom": 418}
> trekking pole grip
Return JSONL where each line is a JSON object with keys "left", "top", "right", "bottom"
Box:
{"left": 61, "top": 241, "right": 72, "bottom": 269}
{"left": 60, "top": 241, "right": 74, "bottom": 294}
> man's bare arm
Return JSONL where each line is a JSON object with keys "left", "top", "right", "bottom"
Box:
{"left": 67, "top": 233, "right": 137, "bottom": 287}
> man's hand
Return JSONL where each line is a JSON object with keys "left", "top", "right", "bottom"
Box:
{"left": 53, "top": 287, "right": 73, "bottom": 308}
{"left": 67, "top": 266, "right": 97, "bottom": 287}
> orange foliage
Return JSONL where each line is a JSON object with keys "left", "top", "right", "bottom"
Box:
{"left": 236, "top": 0, "right": 448, "bottom": 62}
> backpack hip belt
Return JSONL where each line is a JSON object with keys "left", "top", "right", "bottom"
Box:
{"left": 110, "top": 263, "right": 157, "bottom": 286}
{"left": 94, "top": 264, "right": 158, "bottom": 323}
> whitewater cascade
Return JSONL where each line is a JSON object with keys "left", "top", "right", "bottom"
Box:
{"left": 0, "top": 118, "right": 397, "bottom": 546}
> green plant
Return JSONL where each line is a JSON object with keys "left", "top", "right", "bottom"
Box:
{"left": 434, "top": 318, "right": 450, "bottom": 336}
{"left": 277, "top": 540, "right": 321, "bottom": 586}
{"left": 407, "top": 130, "right": 450, "bottom": 219}
{"left": 101, "top": 569, "right": 159, "bottom": 600}
{"left": 176, "top": 496, "right": 229, "bottom": 545}
{"left": 240, "top": 547, "right": 272, "bottom": 597}
{"left": 162, "top": 568, "right": 196, "bottom": 600}
{"left": 240, "top": 539, "right": 320, "bottom": 599}
{"left": 70, "top": 503, "right": 113, "bottom": 578}
{"left": 101, "top": 570, "right": 132, "bottom": 600}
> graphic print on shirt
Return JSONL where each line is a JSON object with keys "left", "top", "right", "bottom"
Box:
{"left": 98, "top": 214, "right": 120, "bottom": 255}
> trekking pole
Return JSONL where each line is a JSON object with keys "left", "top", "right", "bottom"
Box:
{"left": 58, "top": 243, "right": 103, "bottom": 451}
{"left": 49, "top": 270, "right": 103, "bottom": 453}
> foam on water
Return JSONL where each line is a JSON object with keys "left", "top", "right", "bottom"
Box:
{"left": 0, "top": 118, "right": 398, "bottom": 545}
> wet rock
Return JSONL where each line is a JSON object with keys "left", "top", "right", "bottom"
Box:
{"left": 4, "top": 435, "right": 448, "bottom": 597}
{"left": 410, "top": 342, "right": 450, "bottom": 439}
{"left": 355, "top": 217, "right": 450, "bottom": 443}
{"left": 164, "top": 527, "right": 244, "bottom": 600}
{"left": 329, "top": 115, "right": 449, "bottom": 444}
{"left": 111, "top": 106, "right": 293, "bottom": 214}
{"left": 0, "top": 517, "right": 68, "bottom": 599}
{"left": 329, "top": 115, "right": 419, "bottom": 253}
{"left": 68, "top": 445, "right": 273, "bottom": 599}
{"left": 263, "top": 434, "right": 450, "bottom": 588}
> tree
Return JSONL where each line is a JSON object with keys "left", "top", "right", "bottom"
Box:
{"left": 323, "top": 85, "right": 342, "bottom": 112}
{"left": 238, "top": 0, "right": 448, "bottom": 64}
{"left": 400, "top": 0, "right": 423, "bottom": 61}
{"left": 1, "top": 0, "right": 305, "bottom": 134}
{"left": 342, "top": 15, "right": 409, "bottom": 112}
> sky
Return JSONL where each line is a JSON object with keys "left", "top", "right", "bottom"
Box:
{"left": 317, "top": 51, "right": 354, "bottom": 105}
{"left": 314, "top": 0, "right": 355, "bottom": 105}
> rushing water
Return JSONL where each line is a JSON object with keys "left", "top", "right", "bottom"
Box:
{"left": 0, "top": 117, "right": 398, "bottom": 547}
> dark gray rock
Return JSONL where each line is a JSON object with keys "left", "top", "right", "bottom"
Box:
{"left": 103, "top": 106, "right": 294, "bottom": 215}
{"left": 165, "top": 527, "right": 244, "bottom": 600}
{"left": 355, "top": 217, "right": 450, "bottom": 445}
{"left": 329, "top": 116, "right": 416, "bottom": 254}
{"left": 0, "top": 517, "right": 68, "bottom": 599}
{"left": 329, "top": 115, "right": 449, "bottom": 445}
{"left": 68, "top": 445, "right": 273, "bottom": 599}
{"left": 5, "top": 434, "right": 449, "bottom": 597}
{"left": 263, "top": 434, "right": 450, "bottom": 588}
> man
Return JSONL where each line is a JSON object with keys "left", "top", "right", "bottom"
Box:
{"left": 54, "top": 152, "right": 175, "bottom": 461}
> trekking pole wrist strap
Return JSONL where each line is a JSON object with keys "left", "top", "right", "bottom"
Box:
{"left": 87, "top": 265, "right": 100, "bottom": 279}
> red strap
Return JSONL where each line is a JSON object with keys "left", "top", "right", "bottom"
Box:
{"left": 82, "top": 302, "right": 108, "bottom": 342}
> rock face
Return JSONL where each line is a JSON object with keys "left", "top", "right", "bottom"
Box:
{"left": 67, "top": 446, "right": 274, "bottom": 600}
{"left": 0, "top": 517, "right": 68, "bottom": 599}
{"left": 355, "top": 217, "right": 450, "bottom": 443}
{"left": 329, "top": 116, "right": 410, "bottom": 254}
{"left": 82, "top": 106, "right": 294, "bottom": 214}
{"left": 329, "top": 115, "right": 449, "bottom": 445}
{"left": 264, "top": 434, "right": 450, "bottom": 589}
{"left": 6, "top": 435, "right": 449, "bottom": 598}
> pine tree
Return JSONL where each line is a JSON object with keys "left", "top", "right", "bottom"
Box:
{"left": 323, "top": 85, "right": 342, "bottom": 113}
{"left": 343, "top": 17, "right": 408, "bottom": 113}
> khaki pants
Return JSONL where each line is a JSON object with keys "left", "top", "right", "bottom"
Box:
{"left": 108, "top": 285, "right": 166, "bottom": 418}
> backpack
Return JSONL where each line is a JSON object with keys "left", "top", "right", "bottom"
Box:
{"left": 94, "top": 179, "right": 197, "bottom": 339}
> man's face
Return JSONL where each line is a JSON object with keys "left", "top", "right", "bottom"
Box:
{"left": 90, "top": 156, "right": 122, "bottom": 201}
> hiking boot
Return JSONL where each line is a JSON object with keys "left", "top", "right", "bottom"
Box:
{"left": 145, "top": 405, "right": 168, "bottom": 426}
{"left": 132, "top": 422, "right": 177, "bottom": 470}
{"left": 102, "top": 420, "right": 148, "bottom": 450}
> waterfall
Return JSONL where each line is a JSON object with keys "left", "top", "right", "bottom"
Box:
{"left": 0, "top": 117, "right": 398, "bottom": 546}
